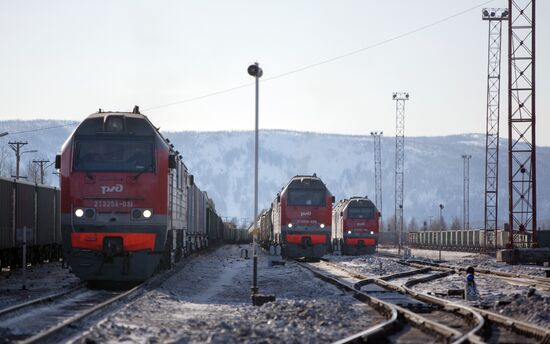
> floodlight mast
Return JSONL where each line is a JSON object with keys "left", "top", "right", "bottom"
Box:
{"left": 481, "top": 8, "right": 508, "bottom": 251}
{"left": 370, "top": 131, "right": 383, "bottom": 231}
{"left": 507, "top": 0, "right": 537, "bottom": 248}
{"left": 392, "top": 92, "right": 408, "bottom": 255}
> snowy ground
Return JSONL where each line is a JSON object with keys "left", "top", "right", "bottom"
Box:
{"left": 410, "top": 272, "right": 550, "bottom": 328}
{"left": 73, "top": 245, "right": 385, "bottom": 344}
{"left": 0, "top": 261, "right": 81, "bottom": 310}
{"left": 378, "top": 247, "right": 550, "bottom": 277}
{"left": 326, "top": 253, "right": 413, "bottom": 277}
{"left": 330, "top": 250, "right": 550, "bottom": 329}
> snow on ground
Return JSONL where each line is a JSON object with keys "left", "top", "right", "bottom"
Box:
{"left": 329, "top": 250, "right": 550, "bottom": 328}
{"left": 74, "top": 245, "right": 385, "bottom": 344}
{"left": 410, "top": 273, "right": 550, "bottom": 328}
{"left": 0, "top": 261, "right": 81, "bottom": 310}
{"left": 326, "top": 253, "right": 412, "bottom": 277}
{"left": 378, "top": 247, "right": 550, "bottom": 277}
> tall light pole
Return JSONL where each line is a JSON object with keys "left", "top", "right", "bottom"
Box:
{"left": 0, "top": 132, "right": 8, "bottom": 137}
{"left": 482, "top": 8, "right": 508, "bottom": 251}
{"left": 507, "top": 0, "right": 537, "bottom": 248}
{"left": 392, "top": 92, "right": 409, "bottom": 255}
{"left": 8, "top": 141, "right": 37, "bottom": 179}
{"left": 370, "top": 131, "right": 383, "bottom": 230}
{"left": 248, "top": 62, "right": 262, "bottom": 300}
{"left": 439, "top": 203, "right": 444, "bottom": 261}
{"left": 462, "top": 155, "right": 472, "bottom": 230}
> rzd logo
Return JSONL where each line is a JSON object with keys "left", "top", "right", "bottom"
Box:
{"left": 300, "top": 211, "right": 311, "bottom": 217}
{"left": 101, "top": 184, "right": 123, "bottom": 194}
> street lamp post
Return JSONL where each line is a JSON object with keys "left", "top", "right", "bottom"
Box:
{"left": 0, "top": 132, "right": 8, "bottom": 137}
{"left": 248, "top": 62, "right": 263, "bottom": 300}
{"left": 439, "top": 204, "right": 444, "bottom": 261}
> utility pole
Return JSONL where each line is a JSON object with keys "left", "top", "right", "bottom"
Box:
{"left": 370, "top": 131, "right": 383, "bottom": 230}
{"left": 482, "top": 7, "right": 508, "bottom": 251}
{"left": 392, "top": 92, "right": 409, "bottom": 255}
{"left": 32, "top": 159, "right": 52, "bottom": 184}
{"left": 8, "top": 141, "right": 37, "bottom": 180}
{"left": 462, "top": 155, "right": 472, "bottom": 230}
{"left": 507, "top": 0, "right": 537, "bottom": 248}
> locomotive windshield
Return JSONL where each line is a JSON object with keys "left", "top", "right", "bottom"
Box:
{"left": 287, "top": 189, "right": 326, "bottom": 206}
{"left": 347, "top": 206, "right": 375, "bottom": 219}
{"left": 73, "top": 137, "right": 155, "bottom": 172}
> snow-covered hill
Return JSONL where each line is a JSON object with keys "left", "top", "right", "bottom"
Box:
{"left": 1, "top": 120, "right": 549, "bottom": 228}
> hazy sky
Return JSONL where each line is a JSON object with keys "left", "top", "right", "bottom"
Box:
{"left": 0, "top": 1, "right": 548, "bottom": 145}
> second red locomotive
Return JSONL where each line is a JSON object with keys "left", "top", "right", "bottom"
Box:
{"left": 259, "top": 174, "right": 334, "bottom": 259}
{"left": 332, "top": 197, "right": 380, "bottom": 255}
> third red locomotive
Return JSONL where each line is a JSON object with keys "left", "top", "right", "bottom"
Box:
{"left": 332, "top": 196, "right": 380, "bottom": 255}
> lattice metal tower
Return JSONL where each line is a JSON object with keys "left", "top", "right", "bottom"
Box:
{"left": 482, "top": 8, "right": 508, "bottom": 249}
{"left": 370, "top": 131, "right": 383, "bottom": 230}
{"left": 392, "top": 92, "right": 408, "bottom": 254}
{"left": 462, "top": 155, "right": 472, "bottom": 230}
{"left": 507, "top": 0, "right": 537, "bottom": 247}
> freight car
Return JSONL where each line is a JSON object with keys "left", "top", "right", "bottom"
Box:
{"left": 332, "top": 197, "right": 380, "bottom": 255}
{"left": 0, "top": 177, "right": 62, "bottom": 268}
{"left": 56, "top": 107, "right": 224, "bottom": 283}
{"left": 408, "top": 229, "right": 531, "bottom": 251}
{"left": 259, "top": 174, "right": 334, "bottom": 259}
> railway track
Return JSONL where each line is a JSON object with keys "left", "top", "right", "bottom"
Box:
{"left": 321, "top": 258, "right": 550, "bottom": 343}
{"left": 0, "top": 282, "right": 144, "bottom": 343}
{"left": 0, "top": 248, "right": 209, "bottom": 344}
{"left": 403, "top": 259, "right": 550, "bottom": 293}
{"left": 298, "top": 259, "right": 481, "bottom": 343}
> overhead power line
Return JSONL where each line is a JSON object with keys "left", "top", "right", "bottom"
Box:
{"left": 145, "top": 0, "right": 493, "bottom": 112}
{"left": 5, "top": 123, "right": 76, "bottom": 135}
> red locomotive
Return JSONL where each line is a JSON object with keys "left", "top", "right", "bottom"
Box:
{"left": 332, "top": 197, "right": 380, "bottom": 255}
{"left": 56, "top": 107, "right": 220, "bottom": 283}
{"left": 259, "top": 174, "right": 334, "bottom": 259}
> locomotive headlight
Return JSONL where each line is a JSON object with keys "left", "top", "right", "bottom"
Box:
{"left": 85, "top": 208, "right": 95, "bottom": 218}
{"left": 320, "top": 223, "right": 325, "bottom": 228}
{"left": 143, "top": 209, "right": 152, "bottom": 218}
{"left": 132, "top": 209, "right": 142, "bottom": 219}
{"left": 287, "top": 223, "right": 293, "bottom": 228}
{"left": 370, "top": 231, "right": 374, "bottom": 235}
{"left": 347, "top": 230, "right": 352, "bottom": 234}
{"left": 75, "top": 208, "right": 84, "bottom": 217}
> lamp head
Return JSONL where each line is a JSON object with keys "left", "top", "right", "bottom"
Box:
{"left": 247, "top": 64, "right": 263, "bottom": 77}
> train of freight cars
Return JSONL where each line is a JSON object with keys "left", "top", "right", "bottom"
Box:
{"left": 253, "top": 174, "right": 381, "bottom": 259}
{"left": 54, "top": 106, "right": 249, "bottom": 282}
{"left": 0, "top": 174, "right": 246, "bottom": 271}
{"left": 407, "top": 229, "right": 531, "bottom": 251}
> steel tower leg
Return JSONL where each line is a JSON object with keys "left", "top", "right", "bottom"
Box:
{"left": 507, "top": 0, "right": 537, "bottom": 248}
{"left": 482, "top": 8, "right": 507, "bottom": 251}
{"left": 462, "top": 155, "right": 472, "bottom": 231}
{"left": 392, "top": 92, "right": 409, "bottom": 255}
{"left": 371, "top": 131, "right": 383, "bottom": 230}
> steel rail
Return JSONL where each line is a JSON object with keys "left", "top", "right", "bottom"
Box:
{"left": 15, "top": 246, "right": 212, "bottom": 344}
{"left": 321, "top": 260, "right": 484, "bottom": 344}
{"left": 404, "top": 259, "right": 550, "bottom": 292}
{"left": 0, "top": 284, "right": 85, "bottom": 317}
{"left": 19, "top": 283, "right": 144, "bottom": 344}
{"left": 400, "top": 262, "right": 550, "bottom": 342}
{"left": 298, "top": 261, "right": 462, "bottom": 343}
